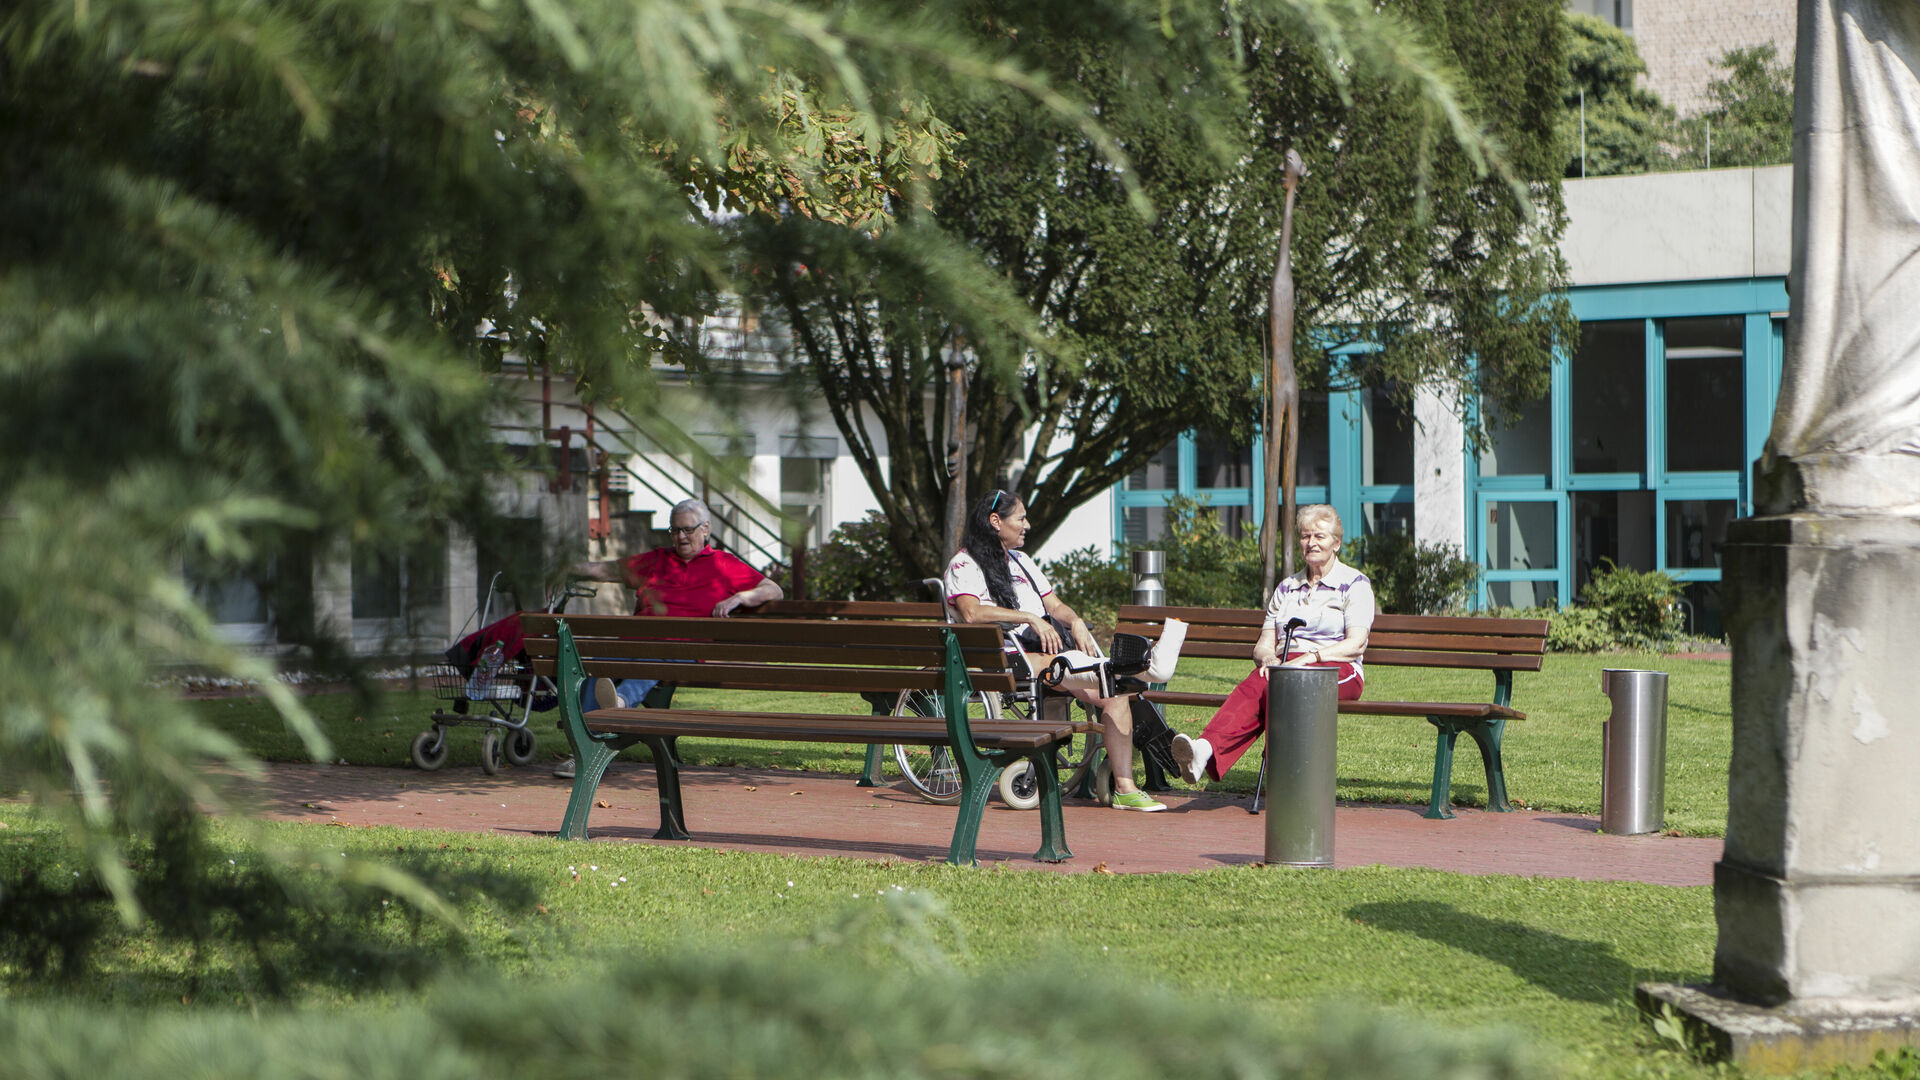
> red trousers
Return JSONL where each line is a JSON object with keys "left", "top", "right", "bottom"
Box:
{"left": 1197, "top": 653, "right": 1363, "bottom": 781}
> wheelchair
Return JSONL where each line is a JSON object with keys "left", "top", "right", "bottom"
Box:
{"left": 890, "top": 581, "right": 1183, "bottom": 809}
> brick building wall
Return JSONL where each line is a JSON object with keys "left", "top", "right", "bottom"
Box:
{"left": 1634, "top": 0, "right": 1796, "bottom": 115}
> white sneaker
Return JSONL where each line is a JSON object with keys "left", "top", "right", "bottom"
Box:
{"left": 1171, "top": 733, "right": 1212, "bottom": 786}
{"left": 593, "top": 678, "right": 623, "bottom": 711}
{"left": 553, "top": 757, "right": 576, "bottom": 780}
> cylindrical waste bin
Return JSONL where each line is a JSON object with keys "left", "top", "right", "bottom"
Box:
{"left": 1132, "top": 550, "right": 1165, "bottom": 607}
{"left": 1600, "top": 668, "right": 1669, "bottom": 834}
{"left": 1264, "top": 665, "right": 1339, "bottom": 866}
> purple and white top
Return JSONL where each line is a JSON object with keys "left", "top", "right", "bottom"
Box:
{"left": 1262, "top": 559, "right": 1375, "bottom": 676}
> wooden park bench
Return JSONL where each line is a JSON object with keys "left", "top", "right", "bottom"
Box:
{"left": 1114, "top": 605, "right": 1550, "bottom": 819}
{"left": 519, "top": 613, "right": 1078, "bottom": 865}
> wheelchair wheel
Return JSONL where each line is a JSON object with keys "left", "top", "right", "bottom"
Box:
{"left": 891, "top": 689, "right": 964, "bottom": 805}
{"left": 997, "top": 732, "right": 1102, "bottom": 810}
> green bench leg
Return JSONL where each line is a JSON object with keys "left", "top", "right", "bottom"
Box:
{"left": 1464, "top": 717, "right": 1513, "bottom": 812}
{"left": 857, "top": 743, "right": 886, "bottom": 787}
{"left": 945, "top": 764, "right": 1001, "bottom": 867}
{"left": 1030, "top": 751, "right": 1072, "bottom": 863}
{"left": 559, "top": 738, "right": 627, "bottom": 840}
{"left": 1424, "top": 717, "right": 1513, "bottom": 818}
{"left": 643, "top": 735, "right": 692, "bottom": 840}
{"left": 856, "top": 693, "right": 895, "bottom": 787}
{"left": 1423, "top": 721, "right": 1460, "bottom": 820}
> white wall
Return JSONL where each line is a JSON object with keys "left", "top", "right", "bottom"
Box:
{"left": 1561, "top": 165, "right": 1793, "bottom": 285}
{"left": 1034, "top": 485, "right": 1115, "bottom": 564}
{"left": 1413, "top": 387, "right": 1468, "bottom": 553}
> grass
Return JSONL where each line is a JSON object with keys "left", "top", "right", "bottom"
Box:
{"left": 0, "top": 802, "right": 1719, "bottom": 1078}
{"left": 193, "top": 650, "right": 1733, "bottom": 834}
{"left": 0, "top": 651, "right": 1856, "bottom": 1078}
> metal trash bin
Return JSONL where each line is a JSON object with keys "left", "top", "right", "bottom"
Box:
{"left": 1132, "top": 550, "right": 1166, "bottom": 607}
{"left": 1264, "top": 665, "right": 1339, "bottom": 866}
{"left": 1600, "top": 669, "right": 1669, "bottom": 834}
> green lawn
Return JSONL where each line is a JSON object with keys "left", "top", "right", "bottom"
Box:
{"left": 0, "top": 803, "right": 1722, "bottom": 1078}
{"left": 194, "top": 650, "right": 1733, "bottom": 834}
{"left": 3, "top": 651, "right": 1873, "bottom": 1078}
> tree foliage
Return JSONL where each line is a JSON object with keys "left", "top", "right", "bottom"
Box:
{"left": 0, "top": 0, "right": 1575, "bottom": 953}
{"left": 1684, "top": 43, "right": 1795, "bottom": 169}
{"left": 1562, "top": 19, "right": 1791, "bottom": 176}
{"left": 1562, "top": 12, "right": 1676, "bottom": 177}
{"left": 0, "top": 0, "right": 1093, "bottom": 931}
{"left": 768, "top": 0, "right": 1575, "bottom": 577}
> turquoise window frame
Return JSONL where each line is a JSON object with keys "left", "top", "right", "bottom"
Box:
{"left": 1109, "top": 385, "right": 1409, "bottom": 551}
{"left": 1477, "top": 490, "right": 1569, "bottom": 607}
{"left": 1465, "top": 277, "right": 1788, "bottom": 609}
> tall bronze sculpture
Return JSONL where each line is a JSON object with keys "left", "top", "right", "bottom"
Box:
{"left": 1260, "top": 149, "right": 1308, "bottom": 596}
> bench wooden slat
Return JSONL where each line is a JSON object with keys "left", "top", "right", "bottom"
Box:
{"left": 1362, "top": 631, "right": 1546, "bottom": 654}
{"left": 1138, "top": 690, "right": 1522, "bottom": 721}
{"left": 524, "top": 636, "right": 1016, "bottom": 671}
{"left": 582, "top": 708, "right": 1074, "bottom": 750}
{"left": 1118, "top": 606, "right": 1550, "bottom": 638}
{"left": 1112, "top": 631, "right": 1546, "bottom": 670}
{"left": 1360, "top": 648, "right": 1544, "bottom": 672}
{"left": 527, "top": 657, "right": 1021, "bottom": 696}
{"left": 522, "top": 613, "right": 999, "bottom": 650}
{"left": 748, "top": 599, "right": 947, "bottom": 620}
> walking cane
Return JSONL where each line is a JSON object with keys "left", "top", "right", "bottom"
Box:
{"left": 1248, "top": 617, "right": 1307, "bottom": 814}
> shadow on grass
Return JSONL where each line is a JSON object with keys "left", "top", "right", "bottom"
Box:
{"left": 1347, "top": 900, "right": 1687, "bottom": 1004}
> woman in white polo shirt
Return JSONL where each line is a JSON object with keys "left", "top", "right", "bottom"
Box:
{"left": 1171, "top": 504, "right": 1374, "bottom": 786}
{"left": 945, "top": 489, "right": 1165, "bottom": 812}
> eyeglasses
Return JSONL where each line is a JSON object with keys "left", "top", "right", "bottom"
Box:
{"left": 668, "top": 523, "right": 706, "bottom": 537}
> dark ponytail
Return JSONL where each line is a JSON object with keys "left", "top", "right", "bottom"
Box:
{"left": 962, "top": 490, "right": 1020, "bottom": 610}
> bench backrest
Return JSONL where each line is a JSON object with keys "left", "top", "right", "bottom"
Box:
{"left": 746, "top": 599, "right": 947, "bottom": 622}
{"left": 519, "top": 614, "right": 1018, "bottom": 697}
{"left": 1115, "top": 605, "right": 1550, "bottom": 674}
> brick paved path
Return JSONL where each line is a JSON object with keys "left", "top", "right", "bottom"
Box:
{"left": 235, "top": 762, "right": 1720, "bottom": 885}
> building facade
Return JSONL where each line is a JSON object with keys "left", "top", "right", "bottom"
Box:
{"left": 1104, "top": 165, "right": 1791, "bottom": 633}
{"left": 202, "top": 164, "right": 1790, "bottom": 654}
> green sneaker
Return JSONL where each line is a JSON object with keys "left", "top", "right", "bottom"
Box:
{"left": 1110, "top": 789, "right": 1167, "bottom": 812}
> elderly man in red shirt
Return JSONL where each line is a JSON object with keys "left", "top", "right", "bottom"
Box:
{"left": 553, "top": 498, "right": 782, "bottom": 777}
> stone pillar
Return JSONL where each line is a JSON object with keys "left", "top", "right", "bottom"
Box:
{"left": 1639, "top": 2, "right": 1920, "bottom": 1070}
{"left": 1717, "top": 514, "right": 1920, "bottom": 1005}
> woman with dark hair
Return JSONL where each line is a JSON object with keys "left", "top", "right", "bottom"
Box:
{"left": 943, "top": 490, "right": 1166, "bottom": 811}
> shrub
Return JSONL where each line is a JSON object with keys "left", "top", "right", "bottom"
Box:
{"left": 801, "top": 511, "right": 929, "bottom": 602}
{"left": 1041, "top": 546, "right": 1130, "bottom": 635}
{"left": 1578, "top": 560, "right": 1685, "bottom": 648}
{"left": 1489, "top": 604, "right": 1617, "bottom": 652}
{"left": 1343, "top": 531, "right": 1479, "bottom": 615}
{"left": 1484, "top": 563, "right": 1685, "bottom": 652}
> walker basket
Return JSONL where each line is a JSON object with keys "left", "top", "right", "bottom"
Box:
{"left": 431, "top": 661, "right": 528, "bottom": 703}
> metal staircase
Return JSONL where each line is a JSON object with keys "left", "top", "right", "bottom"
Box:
{"left": 515, "top": 368, "right": 792, "bottom": 575}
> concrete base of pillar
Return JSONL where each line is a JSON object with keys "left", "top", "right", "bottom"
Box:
{"left": 1638, "top": 982, "right": 1920, "bottom": 1073}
